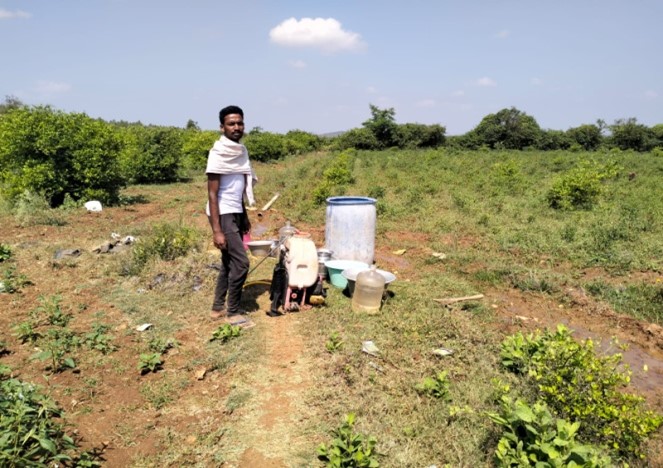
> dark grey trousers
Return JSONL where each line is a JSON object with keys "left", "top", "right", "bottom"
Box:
{"left": 212, "top": 213, "right": 250, "bottom": 314}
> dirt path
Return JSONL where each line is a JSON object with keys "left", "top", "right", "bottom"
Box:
{"left": 228, "top": 303, "right": 317, "bottom": 467}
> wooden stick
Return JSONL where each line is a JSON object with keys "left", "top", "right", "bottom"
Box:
{"left": 261, "top": 193, "right": 280, "bottom": 212}
{"left": 434, "top": 294, "right": 484, "bottom": 306}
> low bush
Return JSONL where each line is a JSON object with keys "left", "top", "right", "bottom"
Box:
{"left": 546, "top": 160, "right": 621, "bottom": 210}
{"left": 488, "top": 396, "right": 612, "bottom": 467}
{"left": 499, "top": 325, "right": 662, "bottom": 460}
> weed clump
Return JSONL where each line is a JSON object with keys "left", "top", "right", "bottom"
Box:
{"left": 317, "top": 413, "right": 380, "bottom": 467}
{"left": 124, "top": 221, "right": 200, "bottom": 275}
{"left": 0, "top": 375, "right": 77, "bottom": 465}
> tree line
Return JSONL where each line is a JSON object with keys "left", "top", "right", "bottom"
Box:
{"left": 1, "top": 96, "right": 661, "bottom": 208}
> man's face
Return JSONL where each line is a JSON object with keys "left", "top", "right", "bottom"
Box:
{"left": 221, "top": 113, "right": 244, "bottom": 142}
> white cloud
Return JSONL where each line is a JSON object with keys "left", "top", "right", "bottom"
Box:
{"left": 531, "top": 77, "right": 543, "bottom": 86}
{"left": 451, "top": 90, "right": 465, "bottom": 97}
{"left": 644, "top": 90, "right": 658, "bottom": 99}
{"left": 269, "top": 17, "right": 366, "bottom": 53}
{"left": 495, "top": 29, "right": 510, "bottom": 39}
{"left": 476, "top": 77, "right": 497, "bottom": 87}
{"left": 0, "top": 8, "right": 31, "bottom": 19}
{"left": 366, "top": 86, "right": 378, "bottom": 94}
{"left": 34, "top": 81, "right": 72, "bottom": 95}
{"left": 274, "top": 97, "right": 288, "bottom": 106}
{"left": 288, "top": 59, "right": 307, "bottom": 69}
{"left": 416, "top": 99, "right": 436, "bottom": 108}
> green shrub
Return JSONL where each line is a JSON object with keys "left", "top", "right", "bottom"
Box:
{"left": 333, "top": 128, "right": 380, "bottom": 151}
{"left": 284, "top": 129, "right": 324, "bottom": 154}
{"left": 488, "top": 397, "right": 612, "bottom": 467}
{"left": 181, "top": 129, "right": 218, "bottom": 171}
{"left": 312, "top": 182, "right": 333, "bottom": 206}
{"left": 395, "top": 123, "right": 446, "bottom": 149}
{"left": 117, "top": 126, "right": 183, "bottom": 184}
{"left": 244, "top": 130, "right": 287, "bottom": 162}
{"left": 323, "top": 164, "right": 354, "bottom": 186}
{"left": 490, "top": 160, "right": 527, "bottom": 194}
{"left": 323, "top": 152, "right": 355, "bottom": 186}
{"left": 317, "top": 413, "right": 380, "bottom": 467}
{"left": 500, "top": 325, "right": 662, "bottom": 459}
{"left": 546, "top": 160, "right": 620, "bottom": 210}
{"left": 0, "top": 106, "right": 124, "bottom": 206}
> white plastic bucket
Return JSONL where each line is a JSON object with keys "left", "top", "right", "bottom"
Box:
{"left": 325, "top": 196, "right": 376, "bottom": 265}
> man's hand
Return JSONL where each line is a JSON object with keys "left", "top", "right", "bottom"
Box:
{"left": 213, "top": 231, "right": 227, "bottom": 250}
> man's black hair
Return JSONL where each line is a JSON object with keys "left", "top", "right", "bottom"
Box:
{"left": 219, "top": 105, "right": 244, "bottom": 125}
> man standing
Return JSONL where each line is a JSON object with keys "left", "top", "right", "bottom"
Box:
{"left": 206, "top": 105, "right": 255, "bottom": 321}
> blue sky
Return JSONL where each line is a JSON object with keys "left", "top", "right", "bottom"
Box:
{"left": 1, "top": 1, "right": 661, "bottom": 135}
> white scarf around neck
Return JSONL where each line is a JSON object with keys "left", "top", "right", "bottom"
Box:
{"left": 205, "top": 135, "right": 257, "bottom": 206}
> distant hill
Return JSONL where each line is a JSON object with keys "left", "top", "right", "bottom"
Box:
{"left": 319, "top": 130, "right": 346, "bottom": 138}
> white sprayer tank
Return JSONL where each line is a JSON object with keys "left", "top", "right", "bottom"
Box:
{"left": 325, "top": 196, "right": 376, "bottom": 265}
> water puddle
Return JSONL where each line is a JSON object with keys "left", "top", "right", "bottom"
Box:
{"left": 561, "top": 320, "right": 663, "bottom": 397}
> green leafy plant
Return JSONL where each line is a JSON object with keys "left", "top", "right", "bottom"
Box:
{"left": 83, "top": 323, "right": 117, "bottom": 354}
{"left": 31, "top": 328, "right": 79, "bottom": 373}
{"left": 500, "top": 325, "right": 663, "bottom": 459}
{"left": 0, "top": 377, "right": 77, "bottom": 465}
{"left": 317, "top": 413, "right": 380, "bottom": 467}
{"left": 147, "top": 336, "right": 178, "bottom": 354}
{"left": 137, "top": 353, "right": 163, "bottom": 374}
{"left": 0, "top": 243, "right": 11, "bottom": 261}
{"left": 13, "top": 321, "right": 41, "bottom": 344}
{"left": 414, "top": 371, "right": 452, "bottom": 400}
{"left": 325, "top": 332, "right": 344, "bottom": 353}
{"left": 1, "top": 265, "right": 30, "bottom": 293}
{"left": 34, "top": 294, "right": 71, "bottom": 327}
{"left": 487, "top": 396, "right": 612, "bottom": 467}
{"left": 210, "top": 324, "right": 242, "bottom": 343}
